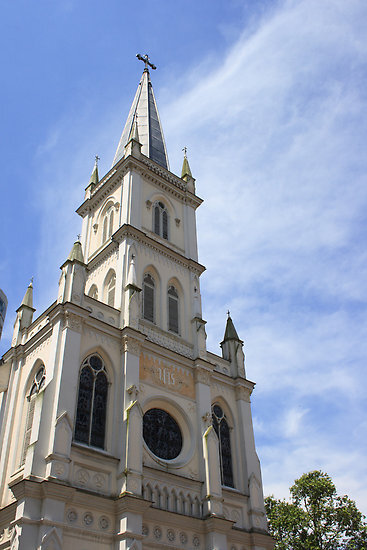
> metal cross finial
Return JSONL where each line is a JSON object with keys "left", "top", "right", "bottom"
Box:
{"left": 136, "top": 53, "right": 156, "bottom": 71}
{"left": 95, "top": 155, "right": 100, "bottom": 166}
{"left": 182, "top": 146, "right": 188, "bottom": 157}
{"left": 77, "top": 234, "right": 81, "bottom": 241}
{"left": 30, "top": 277, "right": 34, "bottom": 286}
{"left": 227, "top": 310, "right": 230, "bottom": 318}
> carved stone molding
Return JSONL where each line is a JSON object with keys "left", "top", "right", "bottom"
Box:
{"left": 122, "top": 335, "right": 141, "bottom": 356}
{"left": 64, "top": 312, "right": 83, "bottom": 333}
{"left": 194, "top": 366, "right": 211, "bottom": 386}
{"left": 234, "top": 384, "right": 251, "bottom": 402}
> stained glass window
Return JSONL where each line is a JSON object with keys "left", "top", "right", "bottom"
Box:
{"left": 168, "top": 285, "right": 179, "bottom": 334}
{"left": 143, "top": 274, "right": 155, "bottom": 323}
{"left": 75, "top": 354, "right": 108, "bottom": 449}
{"left": 212, "top": 404, "right": 234, "bottom": 487}
{"left": 143, "top": 408, "right": 182, "bottom": 460}
{"left": 153, "top": 201, "right": 168, "bottom": 240}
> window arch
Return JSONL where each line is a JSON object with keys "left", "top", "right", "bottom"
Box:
{"left": 212, "top": 404, "right": 234, "bottom": 487}
{"left": 104, "top": 271, "right": 116, "bottom": 307}
{"left": 74, "top": 354, "right": 108, "bottom": 449}
{"left": 153, "top": 201, "right": 168, "bottom": 240}
{"left": 88, "top": 284, "right": 98, "bottom": 300}
{"left": 102, "top": 204, "right": 114, "bottom": 244}
{"left": 143, "top": 273, "right": 155, "bottom": 323}
{"left": 168, "top": 285, "right": 179, "bottom": 334}
{"left": 21, "top": 365, "right": 46, "bottom": 465}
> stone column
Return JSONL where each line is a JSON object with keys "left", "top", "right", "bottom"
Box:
{"left": 235, "top": 382, "right": 268, "bottom": 532}
{"left": 194, "top": 364, "right": 223, "bottom": 517}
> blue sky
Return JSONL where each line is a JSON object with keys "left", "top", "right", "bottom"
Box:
{"left": 1, "top": 0, "right": 367, "bottom": 514}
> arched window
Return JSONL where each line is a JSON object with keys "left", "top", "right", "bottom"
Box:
{"left": 88, "top": 284, "right": 98, "bottom": 300}
{"left": 168, "top": 285, "right": 179, "bottom": 334}
{"left": 212, "top": 404, "right": 234, "bottom": 487}
{"left": 103, "top": 271, "right": 116, "bottom": 307}
{"left": 153, "top": 201, "right": 168, "bottom": 240}
{"left": 21, "top": 365, "right": 46, "bottom": 465}
{"left": 143, "top": 273, "right": 155, "bottom": 322}
{"left": 102, "top": 205, "right": 114, "bottom": 244}
{"left": 74, "top": 354, "right": 108, "bottom": 449}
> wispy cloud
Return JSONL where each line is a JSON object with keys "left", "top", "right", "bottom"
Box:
{"left": 161, "top": 0, "right": 367, "bottom": 512}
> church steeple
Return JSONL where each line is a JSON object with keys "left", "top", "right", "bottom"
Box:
{"left": 112, "top": 54, "right": 169, "bottom": 170}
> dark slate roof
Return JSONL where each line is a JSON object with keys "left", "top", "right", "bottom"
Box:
{"left": 112, "top": 69, "right": 169, "bottom": 170}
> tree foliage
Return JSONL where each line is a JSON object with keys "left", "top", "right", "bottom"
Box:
{"left": 265, "top": 471, "right": 367, "bottom": 550}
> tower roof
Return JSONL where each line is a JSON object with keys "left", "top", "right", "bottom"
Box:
{"left": 223, "top": 314, "right": 240, "bottom": 342}
{"left": 17, "top": 279, "right": 35, "bottom": 311}
{"left": 67, "top": 240, "right": 84, "bottom": 263}
{"left": 112, "top": 67, "right": 169, "bottom": 170}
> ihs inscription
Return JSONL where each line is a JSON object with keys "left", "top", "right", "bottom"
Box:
{"left": 140, "top": 353, "right": 195, "bottom": 398}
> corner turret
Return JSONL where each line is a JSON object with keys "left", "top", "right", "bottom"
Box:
{"left": 220, "top": 312, "right": 246, "bottom": 378}
{"left": 12, "top": 279, "right": 36, "bottom": 346}
{"left": 58, "top": 239, "right": 87, "bottom": 306}
{"left": 181, "top": 148, "right": 196, "bottom": 193}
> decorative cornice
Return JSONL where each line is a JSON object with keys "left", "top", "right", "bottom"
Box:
{"left": 108, "top": 224, "right": 205, "bottom": 275}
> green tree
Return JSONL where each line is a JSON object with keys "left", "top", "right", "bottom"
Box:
{"left": 265, "top": 471, "right": 367, "bottom": 550}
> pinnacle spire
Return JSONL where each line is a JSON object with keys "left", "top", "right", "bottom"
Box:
{"left": 89, "top": 155, "right": 99, "bottom": 186}
{"left": 19, "top": 279, "right": 34, "bottom": 309}
{"left": 112, "top": 59, "right": 169, "bottom": 170}
{"left": 223, "top": 312, "right": 240, "bottom": 342}
{"left": 181, "top": 147, "right": 192, "bottom": 180}
{"left": 66, "top": 239, "right": 84, "bottom": 264}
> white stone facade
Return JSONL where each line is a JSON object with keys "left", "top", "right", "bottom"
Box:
{"left": 0, "top": 67, "right": 274, "bottom": 550}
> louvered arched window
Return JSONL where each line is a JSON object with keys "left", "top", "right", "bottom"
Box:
{"left": 74, "top": 354, "right": 108, "bottom": 449}
{"left": 102, "top": 205, "right": 114, "bottom": 244}
{"left": 212, "top": 404, "right": 234, "bottom": 487}
{"left": 104, "top": 271, "right": 116, "bottom": 307}
{"left": 168, "top": 285, "right": 179, "bottom": 334}
{"left": 153, "top": 201, "right": 168, "bottom": 240}
{"left": 21, "top": 365, "right": 46, "bottom": 465}
{"left": 143, "top": 274, "right": 155, "bottom": 323}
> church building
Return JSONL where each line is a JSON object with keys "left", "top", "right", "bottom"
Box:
{"left": 0, "top": 55, "right": 274, "bottom": 550}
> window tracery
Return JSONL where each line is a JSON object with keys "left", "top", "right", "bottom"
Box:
{"left": 104, "top": 271, "right": 116, "bottom": 307}
{"left": 212, "top": 404, "right": 234, "bottom": 487}
{"left": 153, "top": 201, "right": 168, "bottom": 240}
{"left": 74, "top": 354, "right": 108, "bottom": 449}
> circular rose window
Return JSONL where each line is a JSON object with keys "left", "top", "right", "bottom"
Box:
{"left": 143, "top": 408, "right": 182, "bottom": 460}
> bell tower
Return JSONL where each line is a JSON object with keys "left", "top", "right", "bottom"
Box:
{"left": 0, "top": 56, "right": 274, "bottom": 550}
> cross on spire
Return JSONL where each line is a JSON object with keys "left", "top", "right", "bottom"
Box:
{"left": 95, "top": 155, "right": 100, "bottom": 166}
{"left": 182, "top": 146, "right": 188, "bottom": 157}
{"left": 136, "top": 53, "right": 156, "bottom": 71}
{"left": 227, "top": 310, "right": 230, "bottom": 318}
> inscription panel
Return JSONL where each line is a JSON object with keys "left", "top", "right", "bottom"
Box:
{"left": 140, "top": 353, "right": 195, "bottom": 399}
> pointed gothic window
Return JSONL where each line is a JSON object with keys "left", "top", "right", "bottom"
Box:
{"left": 153, "top": 201, "right": 168, "bottom": 240}
{"left": 168, "top": 285, "right": 179, "bottom": 334}
{"left": 143, "top": 273, "right": 155, "bottom": 322}
{"left": 74, "top": 354, "right": 108, "bottom": 449}
{"left": 88, "top": 284, "right": 98, "bottom": 300}
{"left": 102, "top": 205, "right": 114, "bottom": 244}
{"left": 212, "top": 404, "right": 234, "bottom": 487}
{"left": 21, "top": 365, "right": 46, "bottom": 465}
{"left": 106, "top": 273, "right": 116, "bottom": 307}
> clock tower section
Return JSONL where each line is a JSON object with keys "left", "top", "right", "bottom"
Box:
{"left": 0, "top": 57, "right": 273, "bottom": 550}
